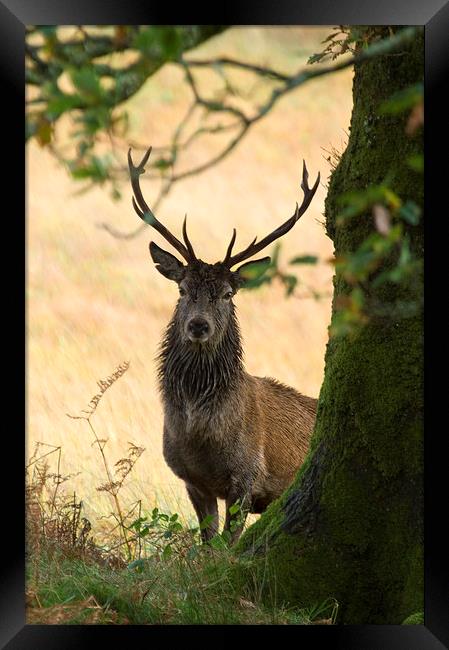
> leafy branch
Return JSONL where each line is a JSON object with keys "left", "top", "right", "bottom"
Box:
{"left": 26, "top": 25, "right": 420, "bottom": 242}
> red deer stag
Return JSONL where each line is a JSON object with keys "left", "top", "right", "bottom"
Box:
{"left": 128, "top": 147, "right": 320, "bottom": 543}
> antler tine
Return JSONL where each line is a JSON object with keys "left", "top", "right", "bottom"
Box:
{"left": 225, "top": 160, "right": 320, "bottom": 268}
{"left": 128, "top": 147, "right": 194, "bottom": 263}
{"left": 182, "top": 215, "right": 197, "bottom": 261}
{"left": 222, "top": 228, "right": 237, "bottom": 265}
{"left": 301, "top": 158, "right": 308, "bottom": 191}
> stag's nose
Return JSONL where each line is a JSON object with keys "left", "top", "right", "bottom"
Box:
{"left": 187, "top": 317, "right": 210, "bottom": 340}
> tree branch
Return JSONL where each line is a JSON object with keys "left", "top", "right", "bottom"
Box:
{"left": 183, "top": 56, "right": 291, "bottom": 82}
{"left": 26, "top": 25, "right": 420, "bottom": 242}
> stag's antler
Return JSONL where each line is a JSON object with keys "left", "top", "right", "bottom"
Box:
{"left": 223, "top": 161, "right": 320, "bottom": 268}
{"left": 128, "top": 146, "right": 196, "bottom": 263}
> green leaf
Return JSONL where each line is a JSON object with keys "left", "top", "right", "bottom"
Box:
{"left": 242, "top": 276, "right": 272, "bottom": 290}
{"left": 162, "top": 544, "right": 173, "bottom": 560}
{"left": 209, "top": 534, "right": 228, "bottom": 550}
{"left": 131, "top": 516, "right": 147, "bottom": 531}
{"left": 75, "top": 107, "right": 113, "bottom": 135}
{"left": 398, "top": 236, "right": 411, "bottom": 266}
{"left": 200, "top": 514, "right": 215, "bottom": 530}
{"left": 36, "top": 119, "right": 52, "bottom": 146}
{"left": 350, "top": 287, "right": 365, "bottom": 310}
{"left": 70, "top": 167, "right": 93, "bottom": 180}
{"left": 337, "top": 249, "right": 378, "bottom": 283}
{"left": 379, "top": 83, "right": 423, "bottom": 115}
{"left": 371, "top": 268, "right": 393, "bottom": 288}
{"left": 383, "top": 189, "right": 402, "bottom": 211}
{"left": 289, "top": 255, "right": 318, "bottom": 265}
{"left": 39, "top": 26, "right": 57, "bottom": 38}
{"left": 70, "top": 156, "right": 110, "bottom": 182}
{"left": 407, "top": 154, "right": 424, "bottom": 173}
{"left": 127, "top": 559, "right": 145, "bottom": 573}
{"left": 221, "top": 530, "right": 232, "bottom": 544}
{"left": 229, "top": 502, "right": 241, "bottom": 516}
{"left": 283, "top": 274, "right": 298, "bottom": 296}
{"left": 399, "top": 201, "right": 421, "bottom": 225}
{"left": 70, "top": 67, "right": 104, "bottom": 103}
{"left": 307, "top": 52, "right": 325, "bottom": 65}
{"left": 132, "top": 26, "right": 183, "bottom": 60}
{"left": 336, "top": 182, "right": 402, "bottom": 225}
{"left": 132, "top": 27, "right": 162, "bottom": 55}
{"left": 46, "top": 93, "right": 82, "bottom": 119}
{"left": 153, "top": 158, "right": 171, "bottom": 170}
{"left": 159, "top": 27, "right": 184, "bottom": 59}
{"left": 337, "top": 185, "right": 385, "bottom": 220}
{"left": 238, "top": 257, "right": 271, "bottom": 281}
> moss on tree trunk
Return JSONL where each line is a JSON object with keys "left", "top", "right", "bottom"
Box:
{"left": 237, "top": 29, "right": 424, "bottom": 624}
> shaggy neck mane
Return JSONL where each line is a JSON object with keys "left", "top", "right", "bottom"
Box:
{"left": 158, "top": 305, "right": 243, "bottom": 410}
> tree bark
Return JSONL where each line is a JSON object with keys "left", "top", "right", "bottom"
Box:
{"left": 237, "top": 29, "right": 424, "bottom": 625}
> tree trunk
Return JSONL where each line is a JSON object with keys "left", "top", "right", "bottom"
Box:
{"left": 237, "top": 29, "right": 424, "bottom": 625}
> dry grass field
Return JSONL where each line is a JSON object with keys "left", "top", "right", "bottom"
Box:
{"left": 27, "top": 27, "right": 353, "bottom": 532}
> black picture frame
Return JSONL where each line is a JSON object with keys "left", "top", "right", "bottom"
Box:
{"left": 5, "top": 1, "right": 448, "bottom": 647}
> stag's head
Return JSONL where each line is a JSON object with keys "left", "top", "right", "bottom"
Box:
{"left": 128, "top": 147, "right": 320, "bottom": 346}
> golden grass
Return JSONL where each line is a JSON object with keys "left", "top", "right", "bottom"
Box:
{"left": 27, "top": 27, "right": 353, "bottom": 531}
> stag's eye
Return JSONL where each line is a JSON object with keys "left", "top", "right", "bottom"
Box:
{"left": 179, "top": 287, "right": 187, "bottom": 297}
{"left": 223, "top": 291, "right": 233, "bottom": 300}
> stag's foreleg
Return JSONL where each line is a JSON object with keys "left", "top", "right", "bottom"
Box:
{"left": 186, "top": 483, "right": 219, "bottom": 543}
{"left": 223, "top": 476, "right": 255, "bottom": 545}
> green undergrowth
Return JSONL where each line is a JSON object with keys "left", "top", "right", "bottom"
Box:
{"left": 26, "top": 374, "right": 336, "bottom": 626}
{"left": 26, "top": 540, "right": 336, "bottom": 625}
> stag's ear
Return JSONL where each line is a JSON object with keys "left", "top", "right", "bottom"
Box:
{"left": 234, "top": 256, "right": 271, "bottom": 286}
{"left": 149, "top": 241, "right": 185, "bottom": 282}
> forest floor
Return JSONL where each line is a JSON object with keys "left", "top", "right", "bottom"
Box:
{"left": 26, "top": 465, "right": 338, "bottom": 625}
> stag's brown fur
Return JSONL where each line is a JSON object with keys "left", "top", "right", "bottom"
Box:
{"left": 242, "top": 377, "right": 316, "bottom": 507}
{"left": 156, "top": 257, "right": 317, "bottom": 543}
{"left": 128, "top": 146, "right": 319, "bottom": 543}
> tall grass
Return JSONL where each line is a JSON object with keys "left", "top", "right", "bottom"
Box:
{"left": 26, "top": 361, "right": 338, "bottom": 625}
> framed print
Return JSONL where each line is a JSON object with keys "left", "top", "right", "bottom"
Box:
{"left": 2, "top": 0, "right": 447, "bottom": 647}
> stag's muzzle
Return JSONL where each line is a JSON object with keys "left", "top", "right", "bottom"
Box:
{"left": 186, "top": 317, "right": 212, "bottom": 343}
